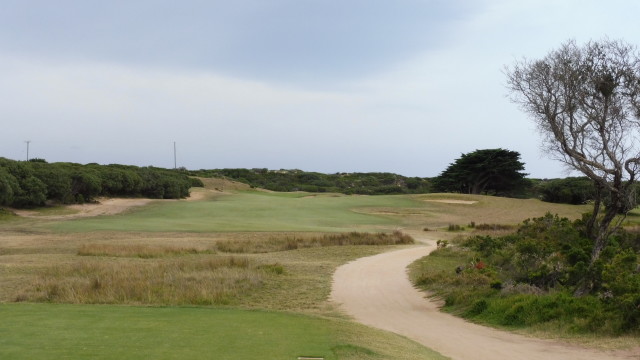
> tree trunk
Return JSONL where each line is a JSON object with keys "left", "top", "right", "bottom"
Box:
{"left": 573, "top": 193, "right": 620, "bottom": 297}
{"left": 585, "top": 182, "right": 603, "bottom": 240}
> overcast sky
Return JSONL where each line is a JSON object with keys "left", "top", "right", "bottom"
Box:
{"left": 1, "top": 0, "right": 639, "bottom": 178}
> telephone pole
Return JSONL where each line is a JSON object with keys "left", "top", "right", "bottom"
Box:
{"left": 173, "top": 141, "right": 177, "bottom": 169}
{"left": 25, "top": 140, "right": 31, "bottom": 161}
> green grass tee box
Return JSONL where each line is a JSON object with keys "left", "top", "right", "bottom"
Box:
{"left": 0, "top": 304, "right": 337, "bottom": 360}
{"left": 49, "top": 192, "right": 420, "bottom": 233}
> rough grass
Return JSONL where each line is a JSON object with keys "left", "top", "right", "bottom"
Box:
{"left": 1, "top": 230, "right": 413, "bottom": 312}
{"left": 15, "top": 206, "right": 80, "bottom": 217}
{"left": 78, "top": 243, "right": 214, "bottom": 258}
{"left": 412, "top": 193, "right": 590, "bottom": 228}
{"left": 0, "top": 208, "right": 17, "bottom": 220}
{"left": 216, "top": 231, "right": 414, "bottom": 253}
{"left": 14, "top": 256, "right": 267, "bottom": 305}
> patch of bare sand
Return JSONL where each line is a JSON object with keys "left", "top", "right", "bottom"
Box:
{"left": 14, "top": 198, "right": 154, "bottom": 220}
{"left": 424, "top": 199, "right": 478, "bottom": 204}
{"left": 12, "top": 184, "right": 226, "bottom": 221}
{"left": 197, "top": 177, "right": 252, "bottom": 191}
{"left": 330, "top": 232, "right": 638, "bottom": 360}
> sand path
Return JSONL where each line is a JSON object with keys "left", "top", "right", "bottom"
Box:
{"left": 330, "top": 234, "right": 635, "bottom": 360}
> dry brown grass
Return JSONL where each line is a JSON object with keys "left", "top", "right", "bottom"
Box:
{"left": 215, "top": 231, "right": 414, "bottom": 253}
{"left": 14, "top": 255, "right": 268, "bottom": 305}
{"left": 0, "top": 229, "right": 405, "bottom": 309}
{"left": 78, "top": 243, "right": 214, "bottom": 258}
{"left": 197, "top": 177, "right": 252, "bottom": 191}
{"left": 401, "top": 193, "right": 591, "bottom": 230}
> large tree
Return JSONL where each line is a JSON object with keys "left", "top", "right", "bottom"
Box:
{"left": 432, "top": 148, "right": 527, "bottom": 196}
{"left": 505, "top": 39, "right": 640, "bottom": 295}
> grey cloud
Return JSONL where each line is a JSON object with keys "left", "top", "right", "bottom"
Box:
{"left": 0, "top": 0, "right": 476, "bottom": 86}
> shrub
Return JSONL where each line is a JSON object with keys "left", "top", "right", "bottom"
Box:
{"left": 537, "top": 177, "right": 595, "bottom": 204}
{"left": 189, "top": 177, "right": 204, "bottom": 188}
{"left": 473, "top": 223, "right": 513, "bottom": 231}
{"left": 414, "top": 212, "right": 640, "bottom": 334}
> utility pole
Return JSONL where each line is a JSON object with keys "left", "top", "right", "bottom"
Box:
{"left": 25, "top": 140, "right": 31, "bottom": 161}
{"left": 173, "top": 141, "right": 177, "bottom": 169}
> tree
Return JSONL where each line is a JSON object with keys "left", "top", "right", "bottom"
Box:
{"left": 537, "top": 177, "right": 596, "bottom": 205}
{"left": 0, "top": 167, "right": 20, "bottom": 206}
{"left": 505, "top": 39, "right": 640, "bottom": 295}
{"left": 432, "top": 148, "right": 527, "bottom": 196}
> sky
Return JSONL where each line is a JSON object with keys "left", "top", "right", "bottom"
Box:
{"left": 1, "top": 0, "right": 639, "bottom": 178}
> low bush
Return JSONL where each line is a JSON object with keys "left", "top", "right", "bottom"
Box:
{"left": 473, "top": 223, "right": 513, "bottom": 231}
{"left": 413, "top": 213, "right": 640, "bottom": 335}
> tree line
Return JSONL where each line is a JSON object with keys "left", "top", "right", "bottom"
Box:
{"left": 0, "top": 158, "right": 201, "bottom": 208}
{"left": 190, "top": 168, "right": 431, "bottom": 195}
{"left": 191, "top": 151, "right": 605, "bottom": 204}
{"left": 0, "top": 151, "right": 618, "bottom": 209}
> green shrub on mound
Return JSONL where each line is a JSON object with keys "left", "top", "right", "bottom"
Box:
{"left": 413, "top": 213, "right": 640, "bottom": 335}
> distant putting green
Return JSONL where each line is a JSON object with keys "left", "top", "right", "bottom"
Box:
{"left": 0, "top": 303, "right": 446, "bottom": 360}
{"left": 50, "top": 192, "right": 421, "bottom": 232}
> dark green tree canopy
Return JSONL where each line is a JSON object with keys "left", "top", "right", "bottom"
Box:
{"left": 0, "top": 157, "right": 196, "bottom": 208}
{"left": 432, "top": 148, "right": 527, "bottom": 196}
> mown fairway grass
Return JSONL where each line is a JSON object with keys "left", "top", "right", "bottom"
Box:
{"left": 48, "top": 192, "right": 420, "bottom": 233}
{"left": 0, "top": 303, "right": 447, "bottom": 360}
{"left": 42, "top": 191, "right": 591, "bottom": 234}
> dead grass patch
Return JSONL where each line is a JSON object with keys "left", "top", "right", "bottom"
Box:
{"left": 215, "top": 231, "right": 414, "bottom": 253}
{"left": 409, "top": 194, "right": 590, "bottom": 229}
{"left": 78, "top": 243, "right": 214, "bottom": 258}
{"left": 198, "top": 177, "right": 252, "bottom": 191}
{"left": 15, "top": 256, "right": 269, "bottom": 305}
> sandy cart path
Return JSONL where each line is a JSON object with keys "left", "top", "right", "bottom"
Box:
{"left": 330, "top": 237, "right": 634, "bottom": 360}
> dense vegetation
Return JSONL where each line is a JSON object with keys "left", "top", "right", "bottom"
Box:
{"left": 190, "top": 167, "right": 613, "bottom": 206}
{"left": 414, "top": 213, "right": 640, "bottom": 334}
{"left": 190, "top": 168, "right": 431, "bottom": 194}
{"left": 535, "top": 177, "right": 596, "bottom": 205}
{"left": 431, "top": 149, "right": 529, "bottom": 197}
{"left": 0, "top": 157, "right": 202, "bottom": 208}
{"left": 0, "top": 156, "right": 617, "bottom": 209}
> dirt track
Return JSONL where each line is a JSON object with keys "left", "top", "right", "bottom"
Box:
{"left": 330, "top": 234, "right": 636, "bottom": 360}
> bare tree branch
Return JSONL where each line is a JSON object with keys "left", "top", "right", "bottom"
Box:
{"left": 505, "top": 39, "right": 640, "bottom": 296}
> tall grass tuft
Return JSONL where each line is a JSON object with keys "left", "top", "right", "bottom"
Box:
{"left": 18, "top": 256, "right": 271, "bottom": 305}
{"left": 78, "top": 244, "right": 214, "bottom": 258}
{"left": 215, "top": 231, "right": 414, "bottom": 253}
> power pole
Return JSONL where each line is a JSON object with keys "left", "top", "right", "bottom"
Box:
{"left": 173, "top": 141, "right": 177, "bottom": 169}
{"left": 25, "top": 140, "right": 31, "bottom": 161}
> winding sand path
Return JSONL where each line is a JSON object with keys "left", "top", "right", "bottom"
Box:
{"left": 330, "top": 235, "right": 635, "bottom": 360}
